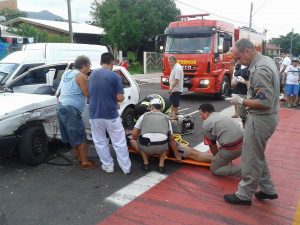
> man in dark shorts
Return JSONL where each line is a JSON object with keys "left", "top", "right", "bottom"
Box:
{"left": 168, "top": 56, "right": 184, "bottom": 119}
{"left": 57, "top": 55, "right": 97, "bottom": 169}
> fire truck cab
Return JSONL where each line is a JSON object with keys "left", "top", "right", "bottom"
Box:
{"left": 159, "top": 14, "right": 265, "bottom": 99}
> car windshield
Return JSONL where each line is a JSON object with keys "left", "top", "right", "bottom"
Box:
{"left": 0, "top": 63, "right": 19, "bottom": 84}
{"left": 165, "top": 35, "right": 213, "bottom": 54}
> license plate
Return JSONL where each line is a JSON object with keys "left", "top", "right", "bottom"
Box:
{"left": 183, "top": 87, "right": 188, "bottom": 93}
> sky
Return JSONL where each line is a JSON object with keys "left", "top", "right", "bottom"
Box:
{"left": 17, "top": 0, "right": 300, "bottom": 40}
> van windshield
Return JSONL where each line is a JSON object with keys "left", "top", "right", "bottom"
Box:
{"left": 0, "top": 63, "right": 19, "bottom": 84}
{"left": 165, "top": 35, "right": 213, "bottom": 54}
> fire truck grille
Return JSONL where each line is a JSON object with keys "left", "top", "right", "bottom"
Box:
{"left": 183, "top": 75, "right": 193, "bottom": 89}
{"left": 183, "top": 69, "right": 197, "bottom": 73}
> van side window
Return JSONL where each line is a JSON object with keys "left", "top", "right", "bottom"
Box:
{"left": 115, "top": 70, "right": 130, "bottom": 88}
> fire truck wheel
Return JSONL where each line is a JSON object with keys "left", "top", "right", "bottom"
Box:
{"left": 216, "top": 76, "right": 230, "bottom": 100}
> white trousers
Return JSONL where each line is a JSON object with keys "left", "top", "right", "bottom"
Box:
{"left": 90, "top": 117, "right": 131, "bottom": 173}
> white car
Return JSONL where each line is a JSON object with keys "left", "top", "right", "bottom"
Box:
{"left": 0, "top": 63, "right": 140, "bottom": 165}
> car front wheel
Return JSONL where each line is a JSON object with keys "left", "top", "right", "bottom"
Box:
{"left": 18, "top": 126, "right": 48, "bottom": 166}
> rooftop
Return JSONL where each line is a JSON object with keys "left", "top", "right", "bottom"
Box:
{"left": 3, "top": 17, "right": 104, "bottom": 35}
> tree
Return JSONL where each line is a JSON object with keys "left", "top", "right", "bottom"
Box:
{"left": 0, "top": 8, "right": 27, "bottom": 22}
{"left": 7, "top": 24, "right": 69, "bottom": 43}
{"left": 90, "top": 0, "right": 180, "bottom": 53}
{"left": 270, "top": 32, "right": 300, "bottom": 57}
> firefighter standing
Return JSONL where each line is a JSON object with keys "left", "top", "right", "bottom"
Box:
{"left": 225, "top": 39, "right": 280, "bottom": 205}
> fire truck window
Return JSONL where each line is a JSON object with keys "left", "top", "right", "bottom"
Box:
{"left": 223, "top": 40, "right": 231, "bottom": 53}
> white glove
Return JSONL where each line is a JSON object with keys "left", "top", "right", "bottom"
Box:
{"left": 231, "top": 77, "right": 238, "bottom": 86}
{"left": 225, "top": 94, "right": 244, "bottom": 105}
{"left": 236, "top": 76, "right": 245, "bottom": 83}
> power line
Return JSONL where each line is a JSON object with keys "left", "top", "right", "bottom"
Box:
{"left": 175, "top": 0, "right": 248, "bottom": 26}
{"left": 252, "top": 0, "right": 269, "bottom": 16}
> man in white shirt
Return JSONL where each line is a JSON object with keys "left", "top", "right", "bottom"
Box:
{"left": 280, "top": 52, "right": 291, "bottom": 96}
{"left": 168, "top": 56, "right": 184, "bottom": 119}
{"left": 131, "top": 98, "right": 180, "bottom": 173}
{"left": 282, "top": 58, "right": 300, "bottom": 107}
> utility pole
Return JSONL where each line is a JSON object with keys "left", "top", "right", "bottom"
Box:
{"left": 67, "top": 0, "right": 73, "bottom": 43}
{"left": 249, "top": 2, "right": 253, "bottom": 28}
{"left": 290, "top": 28, "right": 294, "bottom": 56}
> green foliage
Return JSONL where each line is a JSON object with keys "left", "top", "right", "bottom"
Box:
{"left": 0, "top": 8, "right": 27, "bottom": 22}
{"left": 46, "top": 33, "right": 69, "bottom": 43}
{"left": 7, "top": 24, "right": 69, "bottom": 43}
{"left": 127, "top": 51, "right": 142, "bottom": 74}
{"left": 127, "top": 51, "right": 137, "bottom": 62}
{"left": 7, "top": 23, "right": 47, "bottom": 42}
{"left": 270, "top": 32, "right": 300, "bottom": 57}
{"left": 90, "top": 0, "right": 180, "bottom": 51}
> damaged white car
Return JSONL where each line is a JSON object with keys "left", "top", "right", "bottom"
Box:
{"left": 0, "top": 63, "right": 140, "bottom": 165}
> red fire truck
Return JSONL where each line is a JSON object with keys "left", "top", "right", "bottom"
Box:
{"left": 158, "top": 14, "right": 266, "bottom": 98}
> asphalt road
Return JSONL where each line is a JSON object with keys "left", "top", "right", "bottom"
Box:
{"left": 0, "top": 81, "right": 230, "bottom": 225}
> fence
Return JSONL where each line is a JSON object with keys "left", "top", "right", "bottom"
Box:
{"left": 143, "top": 51, "right": 162, "bottom": 74}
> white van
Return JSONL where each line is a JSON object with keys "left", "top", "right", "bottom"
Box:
{"left": 0, "top": 43, "right": 108, "bottom": 86}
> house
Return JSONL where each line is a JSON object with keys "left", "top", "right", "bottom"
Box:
{"left": 0, "top": 0, "right": 18, "bottom": 10}
{"left": 265, "top": 43, "right": 281, "bottom": 58}
{"left": 3, "top": 17, "right": 105, "bottom": 45}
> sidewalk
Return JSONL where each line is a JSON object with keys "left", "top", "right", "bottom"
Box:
{"left": 99, "top": 107, "right": 300, "bottom": 225}
{"left": 133, "top": 72, "right": 162, "bottom": 84}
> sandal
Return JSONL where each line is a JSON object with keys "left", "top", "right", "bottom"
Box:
{"left": 139, "top": 163, "right": 150, "bottom": 172}
{"left": 80, "top": 160, "right": 98, "bottom": 169}
{"left": 158, "top": 166, "right": 166, "bottom": 174}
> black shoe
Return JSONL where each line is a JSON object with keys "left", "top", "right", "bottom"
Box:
{"left": 139, "top": 163, "right": 149, "bottom": 172}
{"left": 224, "top": 194, "right": 252, "bottom": 205}
{"left": 255, "top": 191, "right": 278, "bottom": 201}
{"left": 158, "top": 166, "right": 166, "bottom": 174}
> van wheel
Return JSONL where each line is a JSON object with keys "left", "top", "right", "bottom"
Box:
{"left": 18, "top": 126, "right": 48, "bottom": 166}
{"left": 215, "top": 76, "right": 230, "bottom": 100}
{"left": 122, "top": 107, "right": 135, "bottom": 130}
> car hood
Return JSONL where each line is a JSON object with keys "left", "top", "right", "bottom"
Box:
{"left": 0, "top": 93, "right": 57, "bottom": 120}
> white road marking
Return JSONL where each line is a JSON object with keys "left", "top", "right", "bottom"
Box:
{"left": 186, "top": 110, "right": 199, "bottom": 116}
{"left": 140, "top": 78, "right": 160, "bottom": 81}
{"left": 105, "top": 172, "right": 167, "bottom": 207}
{"left": 178, "top": 108, "right": 189, "bottom": 112}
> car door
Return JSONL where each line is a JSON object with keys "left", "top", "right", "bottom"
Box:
{"left": 5, "top": 63, "right": 70, "bottom": 139}
{"left": 114, "top": 67, "right": 140, "bottom": 113}
{"left": 7, "top": 63, "right": 69, "bottom": 95}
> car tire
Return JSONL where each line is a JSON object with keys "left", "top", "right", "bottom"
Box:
{"left": 215, "top": 76, "right": 230, "bottom": 100}
{"left": 122, "top": 107, "right": 135, "bottom": 130}
{"left": 18, "top": 126, "right": 48, "bottom": 166}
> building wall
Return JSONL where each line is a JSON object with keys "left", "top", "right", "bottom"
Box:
{"left": 0, "top": 0, "right": 18, "bottom": 10}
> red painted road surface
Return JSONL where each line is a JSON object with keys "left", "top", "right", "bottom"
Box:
{"left": 99, "top": 108, "right": 300, "bottom": 225}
